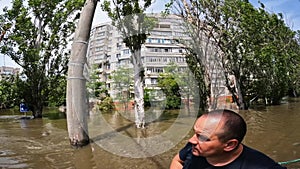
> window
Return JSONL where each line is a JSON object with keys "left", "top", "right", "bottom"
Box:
{"left": 106, "top": 64, "right": 111, "bottom": 70}
{"left": 151, "top": 78, "right": 158, "bottom": 84}
{"left": 147, "top": 67, "right": 163, "bottom": 73}
{"left": 95, "top": 47, "right": 103, "bottom": 52}
{"left": 123, "top": 49, "right": 130, "bottom": 54}
{"left": 164, "top": 48, "right": 172, "bottom": 53}
{"left": 160, "top": 24, "right": 170, "bottom": 28}
{"left": 97, "top": 32, "right": 105, "bottom": 37}
{"left": 117, "top": 43, "right": 122, "bottom": 50}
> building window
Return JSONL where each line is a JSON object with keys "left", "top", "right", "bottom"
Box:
{"left": 147, "top": 67, "right": 163, "bottom": 73}
{"left": 151, "top": 78, "right": 158, "bottom": 84}
{"left": 97, "top": 32, "right": 105, "bottom": 37}
{"left": 164, "top": 48, "right": 172, "bottom": 53}
{"left": 95, "top": 47, "right": 103, "bottom": 52}
{"left": 160, "top": 24, "right": 171, "bottom": 28}
{"left": 106, "top": 64, "right": 110, "bottom": 70}
{"left": 123, "top": 49, "right": 130, "bottom": 54}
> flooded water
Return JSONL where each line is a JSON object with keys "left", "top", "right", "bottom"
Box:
{"left": 0, "top": 100, "right": 300, "bottom": 169}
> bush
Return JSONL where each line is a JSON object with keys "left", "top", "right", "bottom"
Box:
{"left": 97, "top": 97, "right": 115, "bottom": 113}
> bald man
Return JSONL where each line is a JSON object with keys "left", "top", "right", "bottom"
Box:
{"left": 170, "top": 109, "right": 287, "bottom": 169}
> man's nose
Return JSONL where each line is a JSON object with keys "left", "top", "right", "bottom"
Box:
{"left": 188, "top": 134, "right": 198, "bottom": 144}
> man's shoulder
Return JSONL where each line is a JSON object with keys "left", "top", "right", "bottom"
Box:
{"left": 242, "top": 145, "right": 275, "bottom": 160}
{"left": 241, "top": 145, "right": 287, "bottom": 169}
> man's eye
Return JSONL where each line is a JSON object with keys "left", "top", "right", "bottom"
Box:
{"left": 198, "top": 135, "right": 210, "bottom": 142}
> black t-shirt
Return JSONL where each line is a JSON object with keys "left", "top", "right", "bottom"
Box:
{"left": 179, "top": 142, "right": 287, "bottom": 169}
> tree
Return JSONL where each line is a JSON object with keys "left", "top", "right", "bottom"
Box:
{"left": 86, "top": 65, "right": 113, "bottom": 112}
{"left": 249, "top": 10, "right": 298, "bottom": 105}
{"left": 0, "top": 0, "right": 84, "bottom": 117}
{"left": 287, "top": 30, "right": 300, "bottom": 97}
{"left": 0, "top": 75, "right": 21, "bottom": 109}
{"left": 66, "top": 0, "right": 98, "bottom": 147}
{"left": 47, "top": 75, "right": 67, "bottom": 107}
{"left": 166, "top": 0, "right": 300, "bottom": 109}
{"left": 102, "top": 0, "right": 155, "bottom": 128}
{"left": 165, "top": 0, "right": 227, "bottom": 111}
{"left": 157, "top": 63, "right": 181, "bottom": 109}
{"left": 87, "top": 64, "right": 107, "bottom": 100}
{"left": 110, "top": 67, "right": 133, "bottom": 112}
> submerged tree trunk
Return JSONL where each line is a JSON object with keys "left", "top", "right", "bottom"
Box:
{"left": 132, "top": 50, "right": 145, "bottom": 128}
{"left": 234, "top": 78, "right": 245, "bottom": 110}
{"left": 66, "top": 0, "right": 97, "bottom": 147}
{"left": 32, "top": 103, "right": 43, "bottom": 118}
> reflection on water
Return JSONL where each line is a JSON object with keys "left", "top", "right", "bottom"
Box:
{"left": 240, "top": 99, "right": 300, "bottom": 168}
{"left": 0, "top": 100, "right": 300, "bottom": 168}
{"left": 88, "top": 107, "right": 197, "bottom": 158}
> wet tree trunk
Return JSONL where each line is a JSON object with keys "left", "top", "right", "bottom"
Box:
{"left": 32, "top": 104, "right": 43, "bottom": 118}
{"left": 132, "top": 50, "right": 145, "bottom": 128}
{"left": 66, "top": 0, "right": 97, "bottom": 147}
{"left": 235, "top": 77, "right": 245, "bottom": 110}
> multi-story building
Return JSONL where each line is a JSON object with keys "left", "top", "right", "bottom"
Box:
{"left": 88, "top": 14, "right": 189, "bottom": 98}
{"left": 0, "top": 66, "right": 20, "bottom": 80}
{"left": 87, "top": 13, "right": 232, "bottom": 108}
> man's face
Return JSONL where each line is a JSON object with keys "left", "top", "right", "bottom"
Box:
{"left": 188, "top": 115, "right": 226, "bottom": 157}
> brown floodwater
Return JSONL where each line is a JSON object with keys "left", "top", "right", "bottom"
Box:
{"left": 0, "top": 100, "right": 300, "bottom": 169}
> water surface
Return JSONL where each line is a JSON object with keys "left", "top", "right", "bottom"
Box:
{"left": 0, "top": 100, "right": 300, "bottom": 168}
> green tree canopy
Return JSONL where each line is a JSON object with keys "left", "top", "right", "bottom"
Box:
{"left": 0, "top": 0, "right": 84, "bottom": 117}
{"left": 166, "top": 0, "right": 300, "bottom": 109}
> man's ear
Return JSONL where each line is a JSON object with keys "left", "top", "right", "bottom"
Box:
{"left": 223, "top": 139, "right": 239, "bottom": 152}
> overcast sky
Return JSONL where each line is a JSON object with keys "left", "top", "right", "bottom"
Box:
{"left": 1, "top": 0, "right": 299, "bottom": 67}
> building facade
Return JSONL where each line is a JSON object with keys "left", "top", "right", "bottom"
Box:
{"left": 87, "top": 13, "right": 232, "bottom": 108}
{"left": 0, "top": 66, "right": 20, "bottom": 80}
{"left": 88, "top": 14, "right": 189, "bottom": 99}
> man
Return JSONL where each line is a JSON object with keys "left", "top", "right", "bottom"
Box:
{"left": 170, "top": 109, "right": 287, "bottom": 169}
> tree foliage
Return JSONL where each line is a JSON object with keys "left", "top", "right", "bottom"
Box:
{"left": 0, "top": 0, "right": 84, "bottom": 117}
{"left": 157, "top": 63, "right": 181, "bottom": 109}
{"left": 110, "top": 67, "right": 133, "bottom": 111}
{"left": 0, "top": 75, "right": 21, "bottom": 109}
{"left": 167, "top": 0, "right": 300, "bottom": 109}
{"left": 87, "top": 64, "right": 107, "bottom": 99}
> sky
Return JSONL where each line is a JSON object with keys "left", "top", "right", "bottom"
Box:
{"left": 1, "top": 0, "right": 300, "bottom": 67}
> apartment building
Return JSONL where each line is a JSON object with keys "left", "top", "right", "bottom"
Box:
{"left": 87, "top": 13, "right": 232, "bottom": 107}
{"left": 88, "top": 14, "right": 189, "bottom": 98}
{"left": 0, "top": 66, "right": 20, "bottom": 80}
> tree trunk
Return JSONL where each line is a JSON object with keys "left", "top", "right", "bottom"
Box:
{"left": 229, "top": 74, "right": 245, "bottom": 110}
{"left": 66, "top": 0, "right": 97, "bottom": 147}
{"left": 235, "top": 79, "right": 245, "bottom": 110}
{"left": 32, "top": 103, "right": 43, "bottom": 118}
{"left": 132, "top": 50, "right": 145, "bottom": 128}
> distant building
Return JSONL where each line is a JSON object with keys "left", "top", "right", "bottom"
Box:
{"left": 0, "top": 66, "right": 20, "bottom": 80}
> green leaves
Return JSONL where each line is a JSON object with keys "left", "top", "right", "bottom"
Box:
{"left": 0, "top": 0, "right": 84, "bottom": 116}
{"left": 101, "top": 0, "right": 155, "bottom": 52}
{"left": 170, "top": 0, "right": 300, "bottom": 108}
{"left": 158, "top": 71, "right": 181, "bottom": 109}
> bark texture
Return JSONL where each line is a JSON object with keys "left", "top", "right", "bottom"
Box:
{"left": 66, "top": 0, "right": 98, "bottom": 147}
